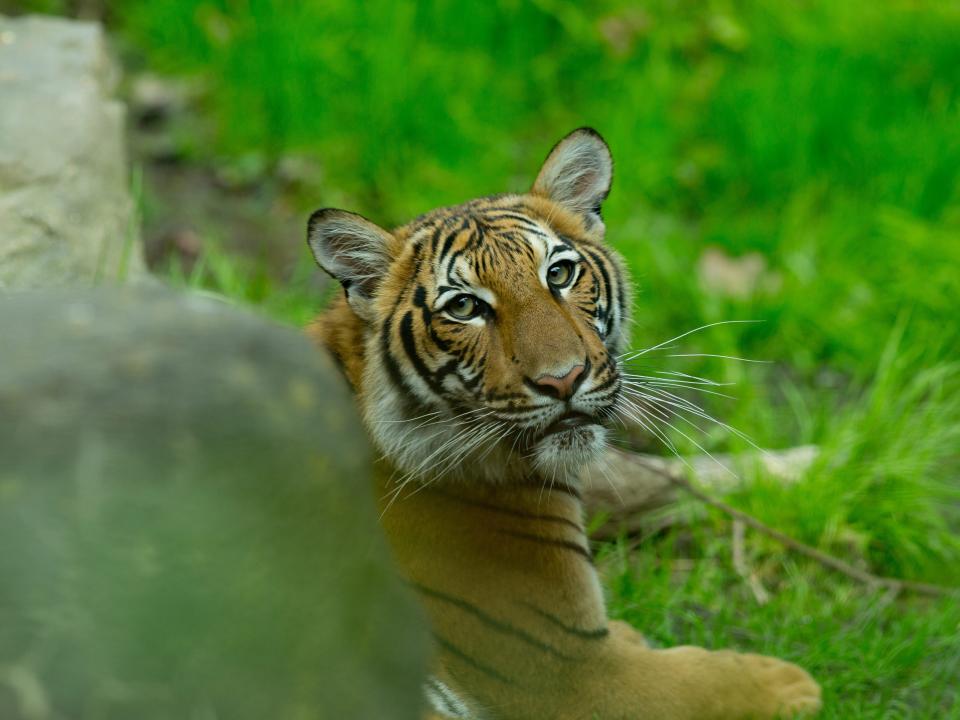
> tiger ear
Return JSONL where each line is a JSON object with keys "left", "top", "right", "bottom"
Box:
{"left": 531, "top": 127, "right": 613, "bottom": 228}
{"left": 307, "top": 208, "right": 394, "bottom": 320}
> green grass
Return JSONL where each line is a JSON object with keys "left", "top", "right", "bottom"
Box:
{"left": 601, "top": 533, "right": 960, "bottom": 719}
{"left": 82, "top": 0, "right": 960, "bottom": 715}
{"left": 163, "top": 236, "right": 329, "bottom": 327}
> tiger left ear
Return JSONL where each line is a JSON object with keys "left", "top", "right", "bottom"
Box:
{"left": 531, "top": 127, "right": 613, "bottom": 228}
{"left": 307, "top": 208, "right": 394, "bottom": 322}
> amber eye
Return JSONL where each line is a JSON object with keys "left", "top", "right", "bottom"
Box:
{"left": 547, "top": 260, "right": 576, "bottom": 290}
{"left": 444, "top": 294, "right": 484, "bottom": 320}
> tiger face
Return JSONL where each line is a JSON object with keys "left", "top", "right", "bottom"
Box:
{"left": 309, "top": 128, "right": 630, "bottom": 484}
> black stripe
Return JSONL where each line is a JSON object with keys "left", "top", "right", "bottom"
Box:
{"left": 493, "top": 411, "right": 548, "bottom": 423}
{"left": 381, "top": 317, "right": 409, "bottom": 392}
{"left": 582, "top": 246, "right": 613, "bottom": 328}
{"left": 445, "top": 247, "right": 467, "bottom": 285}
{"left": 409, "top": 230, "right": 426, "bottom": 273}
{"left": 458, "top": 370, "right": 483, "bottom": 391}
{"left": 438, "top": 218, "right": 470, "bottom": 267}
{"left": 427, "top": 678, "right": 462, "bottom": 715}
{"left": 470, "top": 219, "right": 486, "bottom": 248}
{"left": 414, "top": 283, "right": 454, "bottom": 354}
{"left": 520, "top": 602, "right": 610, "bottom": 640}
{"left": 399, "top": 311, "right": 446, "bottom": 396}
{"left": 611, "top": 254, "right": 627, "bottom": 342}
{"left": 434, "top": 358, "right": 459, "bottom": 386}
{"left": 413, "top": 285, "right": 429, "bottom": 310}
{"left": 429, "top": 223, "right": 445, "bottom": 256}
{"left": 498, "top": 530, "right": 593, "bottom": 562}
{"left": 379, "top": 297, "right": 435, "bottom": 420}
{"left": 588, "top": 371, "right": 620, "bottom": 396}
{"left": 494, "top": 404, "right": 547, "bottom": 416}
{"left": 431, "top": 489, "right": 583, "bottom": 532}
{"left": 433, "top": 633, "right": 513, "bottom": 684}
{"left": 485, "top": 391, "right": 528, "bottom": 402}
{"left": 438, "top": 226, "right": 460, "bottom": 264}
{"left": 486, "top": 200, "right": 525, "bottom": 213}
{"left": 429, "top": 325, "right": 453, "bottom": 353}
{"left": 477, "top": 243, "right": 489, "bottom": 275}
{"left": 482, "top": 212, "right": 542, "bottom": 229}
{"left": 589, "top": 276, "right": 602, "bottom": 310}
{"left": 414, "top": 583, "right": 577, "bottom": 661}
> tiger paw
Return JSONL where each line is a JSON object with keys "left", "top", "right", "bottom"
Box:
{"left": 723, "top": 651, "right": 822, "bottom": 718}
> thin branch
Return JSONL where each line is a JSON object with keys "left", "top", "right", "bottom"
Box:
{"left": 627, "top": 455, "right": 960, "bottom": 599}
{"left": 731, "top": 519, "right": 770, "bottom": 605}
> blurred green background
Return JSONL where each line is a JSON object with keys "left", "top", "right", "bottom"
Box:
{"left": 9, "top": 0, "right": 960, "bottom": 716}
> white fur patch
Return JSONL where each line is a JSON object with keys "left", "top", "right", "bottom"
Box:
{"left": 424, "top": 676, "right": 482, "bottom": 719}
{"left": 532, "top": 424, "right": 608, "bottom": 481}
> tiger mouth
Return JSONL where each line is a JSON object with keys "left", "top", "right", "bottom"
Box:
{"left": 538, "top": 411, "right": 598, "bottom": 439}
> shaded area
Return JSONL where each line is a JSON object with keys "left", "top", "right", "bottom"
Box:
{"left": 0, "top": 286, "right": 426, "bottom": 719}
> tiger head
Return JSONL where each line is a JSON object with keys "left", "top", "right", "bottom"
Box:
{"left": 308, "top": 128, "right": 630, "bottom": 485}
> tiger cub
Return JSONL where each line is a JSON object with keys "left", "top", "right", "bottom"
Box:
{"left": 306, "top": 128, "right": 821, "bottom": 719}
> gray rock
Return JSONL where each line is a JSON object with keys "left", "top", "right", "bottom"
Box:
{"left": 0, "top": 15, "right": 147, "bottom": 289}
{"left": 0, "top": 286, "right": 426, "bottom": 719}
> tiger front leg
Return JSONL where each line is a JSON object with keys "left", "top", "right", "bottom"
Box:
{"left": 583, "top": 638, "right": 822, "bottom": 720}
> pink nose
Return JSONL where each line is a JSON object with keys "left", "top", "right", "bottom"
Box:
{"left": 533, "top": 364, "right": 585, "bottom": 400}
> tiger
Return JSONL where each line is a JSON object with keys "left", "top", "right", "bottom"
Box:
{"left": 306, "top": 128, "right": 822, "bottom": 720}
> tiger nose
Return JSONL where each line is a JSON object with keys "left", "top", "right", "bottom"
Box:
{"left": 531, "top": 364, "right": 585, "bottom": 400}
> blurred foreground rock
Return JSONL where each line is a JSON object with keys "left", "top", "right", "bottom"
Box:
{"left": 0, "top": 15, "right": 146, "bottom": 289}
{"left": 0, "top": 287, "right": 426, "bottom": 719}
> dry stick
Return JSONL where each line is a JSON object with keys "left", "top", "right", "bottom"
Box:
{"left": 628, "top": 456, "right": 960, "bottom": 599}
{"left": 731, "top": 519, "right": 770, "bottom": 606}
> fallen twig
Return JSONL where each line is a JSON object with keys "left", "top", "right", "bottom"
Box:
{"left": 582, "top": 445, "right": 818, "bottom": 538}
{"left": 630, "top": 454, "right": 959, "bottom": 599}
{"left": 731, "top": 519, "right": 770, "bottom": 605}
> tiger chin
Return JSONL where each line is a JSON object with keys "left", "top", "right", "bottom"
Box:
{"left": 306, "top": 128, "right": 822, "bottom": 720}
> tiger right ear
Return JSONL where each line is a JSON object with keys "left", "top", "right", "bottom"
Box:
{"left": 307, "top": 208, "right": 394, "bottom": 320}
{"left": 531, "top": 128, "right": 613, "bottom": 229}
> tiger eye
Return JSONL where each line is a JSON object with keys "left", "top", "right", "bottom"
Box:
{"left": 445, "top": 294, "right": 481, "bottom": 320}
{"left": 547, "top": 260, "right": 576, "bottom": 289}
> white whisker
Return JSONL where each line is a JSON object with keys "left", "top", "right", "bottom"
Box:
{"left": 665, "top": 353, "right": 771, "bottom": 364}
{"left": 619, "top": 320, "right": 761, "bottom": 361}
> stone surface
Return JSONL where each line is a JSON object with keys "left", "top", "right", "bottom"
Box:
{"left": 0, "top": 286, "right": 426, "bottom": 719}
{"left": 0, "top": 15, "right": 146, "bottom": 289}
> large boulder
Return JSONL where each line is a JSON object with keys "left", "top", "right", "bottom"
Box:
{"left": 0, "top": 286, "right": 426, "bottom": 719}
{"left": 0, "top": 15, "right": 147, "bottom": 289}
